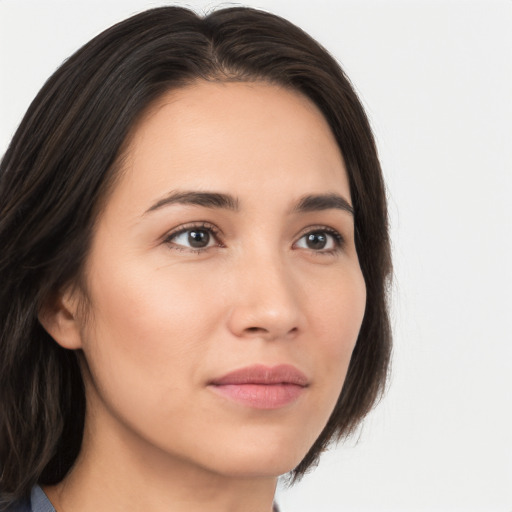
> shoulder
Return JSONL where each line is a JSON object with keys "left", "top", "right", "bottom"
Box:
{"left": 3, "top": 486, "right": 55, "bottom": 512}
{"left": 29, "top": 487, "right": 55, "bottom": 512}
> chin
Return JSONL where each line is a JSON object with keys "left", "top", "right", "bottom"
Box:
{"left": 207, "top": 455, "right": 300, "bottom": 480}
{"left": 194, "top": 430, "right": 316, "bottom": 479}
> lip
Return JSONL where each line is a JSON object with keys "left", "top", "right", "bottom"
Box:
{"left": 208, "top": 364, "right": 309, "bottom": 410}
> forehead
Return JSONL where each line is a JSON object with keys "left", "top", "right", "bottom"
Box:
{"left": 111, "top": 80, "right": 350, "bottom": 213}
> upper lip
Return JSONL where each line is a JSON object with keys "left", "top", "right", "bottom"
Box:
{"left": 209, "top": 364, "right": 309, "bottom": 387}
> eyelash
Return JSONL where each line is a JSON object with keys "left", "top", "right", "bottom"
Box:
{"left": 295, "top": 226, "right": 345, "bottom": 255}
{"left": 163, "top": 223, "right": 345, "bottom": 255}
{"left": 163, "top": 222, "right": 223, "bottom": 254}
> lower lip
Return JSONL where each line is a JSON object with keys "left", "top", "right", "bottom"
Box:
{"left": 209, "top": 383, "right": 305, "bottom": 409}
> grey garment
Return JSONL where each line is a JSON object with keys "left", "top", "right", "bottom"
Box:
{"left": 30, "top": 487, "right": 55, "bottom": 512}
{"left": 3, "top": 486, "right": 54, "bottom": 512}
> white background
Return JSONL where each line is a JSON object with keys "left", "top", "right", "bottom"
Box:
{"left": 1, "top": 1, "right": 511, "bottom": 510}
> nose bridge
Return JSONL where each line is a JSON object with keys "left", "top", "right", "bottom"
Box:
{"left": 227, "top": 244, "right": 302, "bottom": 339}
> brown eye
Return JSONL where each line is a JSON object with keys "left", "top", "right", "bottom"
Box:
{"left": 166, "top": 226, "right": 219, "bottom": 251}
{"left": 187, "top": 229, "right": 210, "bottom": 248}
{"left": 305, "top": 232, "right": 328, "bottom": 250}
{"left": 294, "top": 229, "right": 343, "bottom": 252}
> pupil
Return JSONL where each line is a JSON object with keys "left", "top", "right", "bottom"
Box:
{"left": 307, "top": 232, "right": 327, "bottom": 250}
{"left": 188, "top": 230, "right": 210, "bottom": 248}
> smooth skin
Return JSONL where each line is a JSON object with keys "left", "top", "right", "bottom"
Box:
{"left": 40, "top": 81, "right": 367, "bottom": 512}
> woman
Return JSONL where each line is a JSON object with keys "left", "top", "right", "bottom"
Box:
{"left": 0, "top": 6, "right": 391, "bottom": 512}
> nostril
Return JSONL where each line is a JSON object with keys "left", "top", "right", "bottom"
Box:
{"left": 246, "top": 327, "right": 268, "bottom": 334}
{"left": 243, "top": 326, "right": 299, "bottom": 338}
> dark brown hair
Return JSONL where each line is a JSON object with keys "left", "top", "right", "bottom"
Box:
{"left": 0, "top": 6, "right": 391, "bottom": 507}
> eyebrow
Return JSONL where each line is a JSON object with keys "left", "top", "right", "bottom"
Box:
{"left": 293, "top": 193, "right": 354, "bottom": 216}
{"left": 144, "top": 191, "right": 239, "bottom": 215}
{"left": 144, "top": 190, "right": 353, "bottom": 216}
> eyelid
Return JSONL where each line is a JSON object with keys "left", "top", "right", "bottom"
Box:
{"left": 162, "top": 221, "right": 224, "bottom": 252}
{"left": 161, "top": 222, "right": 345, "bottom": 255}
{"left": 293, "top": 225, "right": 345, "bottom": 252}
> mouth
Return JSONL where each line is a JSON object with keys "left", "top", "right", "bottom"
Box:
{"left": 208, "top": 364, "right": 309, "bottom": 410}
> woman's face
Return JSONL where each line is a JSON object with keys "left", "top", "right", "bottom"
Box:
{"left": 70, "top": 81, "right": 366, "bottom": 478}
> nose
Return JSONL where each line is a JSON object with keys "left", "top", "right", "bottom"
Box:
{"left": 226, "top": 252, "right": 303, "bottom": 342}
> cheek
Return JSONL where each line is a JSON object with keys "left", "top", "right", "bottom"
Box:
{"left": 307, "top": 266, "right": 366, "bottom": 391}
{"left": 79, "top": 256, "right": 220, "bottom": 400}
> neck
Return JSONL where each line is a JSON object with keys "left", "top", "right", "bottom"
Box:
{"left": 44, "top": 410, "right": 278, "bottom": 512}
